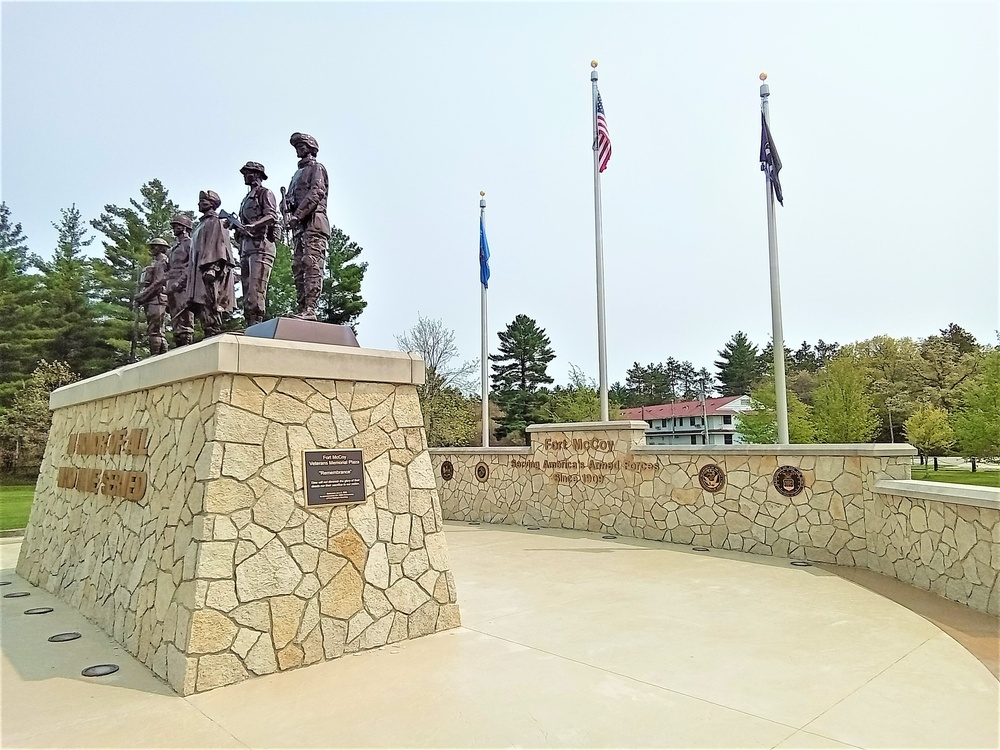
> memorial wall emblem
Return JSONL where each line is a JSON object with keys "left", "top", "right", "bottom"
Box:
{"left": 773, "top": 466, "right": 805, "bottom": 497}
{"left": 698, "top": 464, "right": 726, "bottom": 493}
{"left": 474, "top": 462, "right": 490, "bottom": 483}
{"left": 440, "top": 460, "right": 454, "bottom": 481}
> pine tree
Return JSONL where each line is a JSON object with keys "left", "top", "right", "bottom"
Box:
{"left": 715, "top": 332, "right": 764, "bottom": 396}
{"left": 36, "top": 205, "right": 114, "bottom": 377}
{"left": 0, "top": 203, "right": 45, "bottom": 409}
{"left": 319, "top": 226, "right": 368, "bottom": 328}
{"left": 266, "top": 241, "right": 296, "bottom": 319}
{"left": 91, "top": 180, "right": 181, "bottom": 363}
{"left": 489, "top": 314, "right": 556, "bottom": 439}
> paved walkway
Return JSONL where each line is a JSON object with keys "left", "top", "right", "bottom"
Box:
{"left": 2, "top": 524, "right": 997, "bottom": 748}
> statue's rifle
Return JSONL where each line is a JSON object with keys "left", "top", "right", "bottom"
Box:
{"left": 279, "top": 187, "right": 292, "bottom": 245}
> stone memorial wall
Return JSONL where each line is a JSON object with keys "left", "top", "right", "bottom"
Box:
{"left": 431, "top": 422, "right": 997, "bottom": 615}
{"left": 17, "top": 336, "right": 460, "bottom": 694}
{"left": 868, "top": 481, "right": 999, "bottom": 615}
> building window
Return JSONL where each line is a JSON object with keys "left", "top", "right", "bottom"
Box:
{"left": 689, "top": 417, "right": 696, "bottom": 426}
{"left": 690, "top": 435, "right": 697, "bottom": 445}
{"left": 646, "top": 421, "right": 653, "bottom": 429}
{"left": 723, "top": 414, "right": 732, "bottom": 425}
{"left": 724, "top": 434, "right": 734, "bottom": 444}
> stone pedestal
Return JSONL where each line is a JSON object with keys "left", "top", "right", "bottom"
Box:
{"left": 16, "top": 335, "right": 460, "bottom": 695}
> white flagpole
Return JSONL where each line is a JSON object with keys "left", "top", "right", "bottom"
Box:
{"left": 591, "top": 61, "right": 610, "bottom": 422}
{"left": 760, "top": 73, "right": 789, "bottom": 445}
{"left": 480, "top": 192, "right": 490, "bottom": 447}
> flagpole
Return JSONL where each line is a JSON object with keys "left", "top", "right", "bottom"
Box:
{"left": 591, "top": 60, "right": 610, "bottom": 422}
{"left": 760, "top": 73, "right": 789, "bottom": 445}
{"left": 480, "top": 192, "right": 490, "bottom": 447}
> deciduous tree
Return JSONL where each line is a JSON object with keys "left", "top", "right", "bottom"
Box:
{"left": 952, "top": 350, "right": 1000, "bottom": 471}
{"left": 0, "top": 360, "right": 78, "bottom": 474}
{"left": 735, "top": 379, "right": 815, "bottom": 444}
{"left": 905, "top": 403, "right": 955, "bottom": 468}
{"left": 396, "top": 316, "right": 479, "bottom": 446}
{"left": 543, "top": 365, "right": 601, "bottom": 423}
{"left": 811, "top": 355, "right": 879, "bottom": 442}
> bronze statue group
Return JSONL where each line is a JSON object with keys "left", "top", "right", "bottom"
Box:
{"left": 135, "top": 132, "right": 330, "bottom": 354}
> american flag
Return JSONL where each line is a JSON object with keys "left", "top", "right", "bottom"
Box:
{"left": 595, "top": 90, "right": 612, "bottom": 173}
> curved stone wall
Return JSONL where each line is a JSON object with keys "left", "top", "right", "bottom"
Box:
{"left": 430, "top": 422, "right": 998, "bottom": 615}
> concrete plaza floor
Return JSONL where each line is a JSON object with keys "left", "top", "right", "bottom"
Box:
{"left": 1, "top": 523, "right": 998, "bottom": 749}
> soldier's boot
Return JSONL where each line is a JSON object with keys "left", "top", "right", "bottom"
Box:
{"left": 293, "top": 262, "right": 322, "bottom": 321}
{"left": 174, "top": 333, "right": 193, "bottom": 348}
{"left": 150, "top": 335, "right": 168, "bottom": 356}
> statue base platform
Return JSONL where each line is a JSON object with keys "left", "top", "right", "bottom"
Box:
{"left": 16, "top": 334, "right": 458, "bottom": 695}
{"left": 244, "top": 318, "right": 359, "bottom": 347}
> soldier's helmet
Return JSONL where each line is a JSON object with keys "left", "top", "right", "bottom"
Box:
{"left": 170, "top": 213, "right": 193, "bottom": 229}
{"left": 290, "top": 132, "right": 319, "bottom": 153}
{"left": 240, "top": 161, "right": 268, "bottom": 180}
{"left": 198, "top": 190, "right": 222, "bottom": 209}
{"left": 149, "top": 238, "right": 170, "bottom": 250}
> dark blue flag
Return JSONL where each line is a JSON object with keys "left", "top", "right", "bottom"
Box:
{"left": 760, "top": 112, "right": 783, "bottom": 206}
{"left": 479, "top": 215, "right": 490, "bottom": 289}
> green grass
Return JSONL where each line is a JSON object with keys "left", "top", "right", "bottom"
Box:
{"left": 910, "top": 467, "right": 1000, "bottom": 488}
{"left": 0, "top": 485, "right": 34, "bottom": 531}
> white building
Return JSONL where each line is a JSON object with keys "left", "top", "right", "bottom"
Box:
{"left": 620, "top": 396, "right": 753, "bottom": 446}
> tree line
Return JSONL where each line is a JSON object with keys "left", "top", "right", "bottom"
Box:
{"left": 0, "top": 188, "right": 367, "bottom": 473}
{"left": 2, "top": 188, "right": 996, "bottom": 469}
{"left": 399, "top": 314, "right": 997, "bottom": 468}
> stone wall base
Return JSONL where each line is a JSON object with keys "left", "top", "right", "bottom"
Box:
{"left": 17, "top": 336, "right": 460, "bottom": 694}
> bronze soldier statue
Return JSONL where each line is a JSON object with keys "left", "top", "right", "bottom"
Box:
{"left": 283, "top": 132, "right": 330, "bottom": 320}
{"left": 165, "top": 213, "right": 195, "bottom": 347}
{"left": 135, "top": 238, "right": 170, "bottom": 355}
{"left": 232, "top": 162, "right": 279, "bottom": 327}
{"left": 189, "top": 190, "right": 236, "bottom": 337}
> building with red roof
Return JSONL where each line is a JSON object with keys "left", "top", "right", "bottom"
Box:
{"left": 619, "top": 395, "right": 752, "bottom": 445}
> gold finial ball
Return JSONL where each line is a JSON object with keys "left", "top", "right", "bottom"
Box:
{"left": 591, "top": 60, "right": 598, "bottom": 68}
{"left": 480, "top": 191, "right": 485, "bottom": 197}
{"left": 759, "top": 72, "right": 767, "bottom": 81}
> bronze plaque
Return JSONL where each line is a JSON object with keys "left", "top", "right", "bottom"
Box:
{"left": 303, "top": 449, "right": 367, "bottom": 506}
{"left": 698, "top": 464, "right": 726, "bottom": 493}
{"left": 474, "top": 462, "right": 490, "bottom": 483}
{"left": 773, "top": 465, "right": 805, "bottom": 497}
{"left": 441, "top": 460, "right": 454, "bottom": 481}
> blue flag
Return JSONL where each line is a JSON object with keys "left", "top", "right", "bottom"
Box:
{"left": 479, "top": 215, "right": 490, "bottom": 289}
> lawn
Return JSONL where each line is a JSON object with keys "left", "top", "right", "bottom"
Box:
{"left": 0, "top": 485, "right": 34, "bottom": 531}
{"left": 909, "top": 467, "right": 1000, "bottom": 488}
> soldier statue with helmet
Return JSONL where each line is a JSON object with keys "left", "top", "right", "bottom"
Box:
{"left": 282, "top": 132, "right": 331, "bottom": 320}
{"left": 135, "top": 237, "right": 170, "bottom": 356}
{"left": 230, "top": 161, "right": 279, "bottom": 327}
{"left": 165, "top": 213, "right": 195, "bottom": 347}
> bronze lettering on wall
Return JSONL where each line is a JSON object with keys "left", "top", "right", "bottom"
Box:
{"left": 57, "top": 427, "right": 150, "bottom": 502}
{"left": 509, "top": 438, "right": 657, "bottom": 486}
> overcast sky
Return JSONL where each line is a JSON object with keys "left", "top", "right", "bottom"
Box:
{"left": 2, "top": 1, "right": 997, "bottom": 387}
